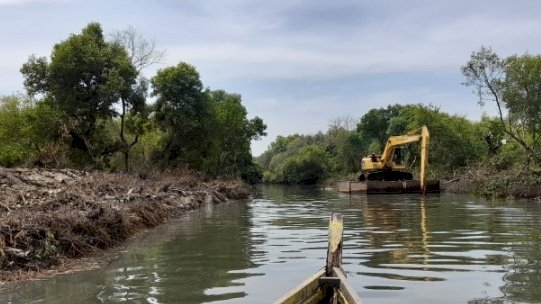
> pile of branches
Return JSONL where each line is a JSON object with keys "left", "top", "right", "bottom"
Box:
{"left": 0, "top": 168, "right": 250, "bottom": 274}
{"left": 442, "top": 166, "right": 541, "bottom": 200}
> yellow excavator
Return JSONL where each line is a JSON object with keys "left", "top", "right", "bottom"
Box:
{"left": 357, "top": 125, "right": 429, "bottom": 193}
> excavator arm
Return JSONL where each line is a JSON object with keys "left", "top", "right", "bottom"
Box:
{"left": 419, "top": 126, "right": 429, "bottom": 195}
{"left": 380, "top": 135, "right": 422, "bottom": 165}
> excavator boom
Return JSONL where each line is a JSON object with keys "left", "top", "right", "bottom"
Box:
{"left": 419, "top": 126, "right": 429, "bottom": 194}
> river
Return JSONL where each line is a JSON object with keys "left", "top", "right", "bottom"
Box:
{"left": 1, "top": 185, "right": 541, "bottom": 303}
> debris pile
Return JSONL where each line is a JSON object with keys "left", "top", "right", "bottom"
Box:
{"left": 0, "top": 168, "right": 250, "bottom": 277}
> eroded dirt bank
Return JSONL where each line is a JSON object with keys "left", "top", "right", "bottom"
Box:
{"left": 0, "top": 168, "right": 250, "bottom": 281}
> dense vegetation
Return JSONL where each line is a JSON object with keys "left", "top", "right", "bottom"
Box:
{"left": 257, "top": 46, "right": 541, "bottom": 198}
{"left": 256, "top": 104, "right": 490, "bottom": 184}
{"left": 0, "top": 23, "right": 266, "bottom": 182}
{"left": 1, "top": 23, "right": 540, "bottom": 197}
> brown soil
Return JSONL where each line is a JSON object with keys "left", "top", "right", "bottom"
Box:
{"left": 0, "top": 168, "right": 250, "bottom": 282}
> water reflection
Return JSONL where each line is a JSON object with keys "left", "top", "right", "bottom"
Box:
{"left": 354, "top": 194, "right": 541, "bottom": 303}
{"left": 1, "top": 202, "right": 259, "bottom": 304}
{"left": 103, "top": 202, "right": 264, "bottom": 304}
{"left": 498, "top": 206, "right": 541, "bottom": 303}
{"left": 1, "top": 187, "right": 541, "bottom": 304}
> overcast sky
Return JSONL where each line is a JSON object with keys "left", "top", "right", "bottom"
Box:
{"left": 1, "top": 0, "right": 541, "bottom": 155}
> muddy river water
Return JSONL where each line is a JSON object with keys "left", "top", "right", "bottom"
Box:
{"left": 1, "top": 185, "right": 541, "bottom": 303}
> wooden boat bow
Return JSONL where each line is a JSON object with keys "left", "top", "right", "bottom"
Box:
{"left": 274, "top": 213, "right": 364, "bottom": 304}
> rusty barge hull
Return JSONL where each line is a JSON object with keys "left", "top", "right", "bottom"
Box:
{"left": 336, "top": 180, "right": 440, "bottom": 194}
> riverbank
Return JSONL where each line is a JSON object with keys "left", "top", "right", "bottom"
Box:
{"left": 0, "top": 168, "right": 250, "bottom": 282}
{"left": 324, "top": 169, "right": 541, "bottom": 200}
{"left": 442, "top": 168, "right": 541, "bottom": 200}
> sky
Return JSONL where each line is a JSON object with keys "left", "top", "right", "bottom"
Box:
{"left": 1, "top": 0, "right": 541, "bottom": 156}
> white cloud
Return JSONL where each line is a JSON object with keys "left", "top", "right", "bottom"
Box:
{"left": 165, "top": 15, "right": 541, "bottom": 85}
{"left": 157, "top": 0, "right": 541, "bottom": 86}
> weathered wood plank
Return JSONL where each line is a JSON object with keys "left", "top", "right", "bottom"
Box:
{"left": 326, "top": 213, "right": 343, "bottom": 276}
{"left": 273, "top": 269, "right": 326, "bottom": 304}
{"left": 333, "top": 267, "right": 364, "bottom": 304}
{"left": 275, "top": 213, "right": 364, "bottom": 304}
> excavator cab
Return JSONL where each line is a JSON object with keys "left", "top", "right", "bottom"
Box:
{"left": 392, "top": 147, "right": 404, "bottom": 165}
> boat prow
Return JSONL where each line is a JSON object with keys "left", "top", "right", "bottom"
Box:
{"left": 274, "top": 213, "right": 364, "bottom": 304}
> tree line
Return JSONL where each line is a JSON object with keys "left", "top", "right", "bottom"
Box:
{"left": 3, "top": 27, "right": 539, "bottom": 186}
{"left": 0, "top": 23, "right": 266, "bottom": 182}
{"left": 257, "top": 46, "right": 541, "bottom": 184}
{"left": 256, "top": 104, "right": 488, "bottom": 184}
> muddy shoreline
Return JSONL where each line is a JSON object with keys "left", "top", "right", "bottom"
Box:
{"left": 0, "top": 168, "right": 250, "bottom": 282}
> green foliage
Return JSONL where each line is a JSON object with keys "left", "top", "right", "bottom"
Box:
{"left": 367, "top": 140, "right": 382, "bottom": 157}
{"left": 116, "top": 79, "right": 150, "bottom": 171}
{"left": 0, "top": 95, "right": 31, "bottom": 166}
{"left": 0, "top": 95, "right": 65, "bottom": 167}
{"left": 23, "top": 23, "right": 136, "bottom": 120}
{"left": 339, "top": 132, "right": 365, "bottom": 173}
{"left": 205, "top": 90, "right": 266, "bottom": 178}
{"left": 503, "top": 54, "right": 541, "bottom": 153}
{"left": 259, "top": 104, "right": 488, "bottom": 183}
{"left": 357, "top": 104, "right": 403, "bottom": 146}
{"left": 462, "top": 47, "right": 541, "bottom": 164}
{"left": 20, "top": 22, "right": 138, "bottom": 168}
{"left": 258, "top": 130, "right": 352, "bottom": 184}
{"left": 240, "top": 161, "right": 264, "bottom": 185}
{"left": 151, "top": 62, "right": 208, "bottom": 167}
{"left": 152, "top": 62, "right": 205, "bottom": 128}
{"left": 108, "top": 119, "right": 165, "bottom": 172}
{"left": 478, "top": 116, "right": 506, "bottom": 156}
{"left": 387, "top": 104, "right": 485, "bottom": 176}
{"left": 22, "top": 99, "right": 66, "bottom": 167}
{"left": 148, "top": 65, "right": 267, "bottom": 180}
{"left": 262, "top": 144, "right": 329, "bottom": 184}
{"left": 461, "top": 46, "right": 505, "bottom": 108}
{"left": 9, "top": 22, "right": 541, "bottom": 191}
{"left": 285, "top": 145, "right": 329, "bottom": 184}
{"left": 5, "top": 22, "right": 265, "bottom": 179}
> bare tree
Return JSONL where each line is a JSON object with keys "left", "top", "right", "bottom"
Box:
{"left": 111, "top": 27, "right": 166, "bottom": 171}
{"left": 112, "top": 26, "right": 166, "bottom": 72}
{"left": 329, "top": 115, "right": 357, "bottom": 132}
{"left": 461, "top": 46, "right": 537, "bottom": 162}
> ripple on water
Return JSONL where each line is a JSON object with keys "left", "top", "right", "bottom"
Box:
{"left": 1, "top": 190, "right": 541, "bottom": 304}
{"left": 357, "top": 271, "right": 446, "bottom": 282}
{"left": 363, "top": 285, "right": 405, "bottom": 290}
